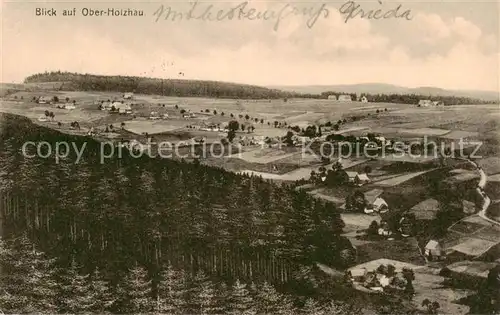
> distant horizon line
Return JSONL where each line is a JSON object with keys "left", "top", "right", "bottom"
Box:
{"left": 4, "top": 70, "right": 499, "bottom": 94}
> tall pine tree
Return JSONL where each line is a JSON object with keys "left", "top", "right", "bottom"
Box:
{"left": 228, "top": 279, "right": 256, "bottom": 315}
{"left": 119, "top": 265, "right": 154, "bottom": 313}
{"left": 58, "top": 259, "right": 96, "bottom": 313}
{"left": 156, "top": 263, "right": 187, "bottom": 314}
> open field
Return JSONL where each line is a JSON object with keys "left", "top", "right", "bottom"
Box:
{"left": 488, "top": 173, "right": 500, "bottom": 182}
{"left": 123, "top": 119, "right": 188, "bottom": 135}
{"left": 2, "top": 89, "right": 499, "bottom": 188}
{"left": 373, "top": 169, "right": 437, "bottom": 187}
{"left": 232, "top": 148, "right": 298, "bottom": 164}
{"left": 477, "top": 157, "right": 500, "bottom": 175}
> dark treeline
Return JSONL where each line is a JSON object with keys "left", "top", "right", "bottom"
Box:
{"left": 23, "top": 71, "right": 494, "bottom": 104}
{"left": 24, "top": 71, "right": 304, "bottom": 100}
{"left": 0, "top": 235, "right": 363, "bottom": 314}
{"left": 0, "top": 113, "right": 354, "bottom": 292}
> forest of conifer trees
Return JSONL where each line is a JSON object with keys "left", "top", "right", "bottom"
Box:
{"left": 0, "top": 113, "right": 375, "bottom": 313}
{"left": 0, "top": 235, "right": 365, "bottom": 314}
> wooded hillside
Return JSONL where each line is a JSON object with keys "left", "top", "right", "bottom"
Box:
{"left": 24, "top": 71, "right": 299, "bottom": 99}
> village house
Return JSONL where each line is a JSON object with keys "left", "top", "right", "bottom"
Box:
{"left": 100, "top": 101, "right": 112, "bottom": 110}
{"left": 123, "top": 92, "right": 134, "bottom": 99}
{"left": 432, "top": 101, "right": 444, "bottom": 106}
{"left": 418, "top": 100, "right": 433, "bottom": 107}
{"left": 114, "top": 102, "right": 132, "bottom": 114}
{"left": 183, "top": 113, "right": 196, "bottom": 118}
{"left": 354, "top": 173, "right": 370, "bottom": 186}
{"left": 162, "top": 113, "right": 169, "bottom": 119}
{"left": 338, "top": 95, "right": 353, "bottom": 102}
{"left": 372, "top": 198, "right": 389, "bottom": 213}
{"left": 38, "top": 115, "right": 49, "bottom": 122}
{"left": 149, "top": 111, "right": 160, "bottom": 120}
{"left": 377, "top": 221, "right": 393, "bottom": 236}
{"left": 363, "top": 189, "right": 389, "bottom": 214}
{"left": 328, "top": 94, "right": 337, "bottom": 100}
{"left": 424, "top": 240, "right": 444, "bottom": 261}
{"left": 346, "top": 171, "right": 359, "bottom": 184}
{"left": 109, "top": 101, "right": 122, "bottom": 111}
{"left": 56, "top": 102, "right": 76, "bottom": 110}
{"left": 361, "top": 96, "right": 369, "bottom": 103}
{"left": 38, "top": 96, "right": 53, "bottom": 104}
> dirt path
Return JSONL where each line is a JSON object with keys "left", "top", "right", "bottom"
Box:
{"left": 458, "top": 158, "right": 499, "bottom": 225}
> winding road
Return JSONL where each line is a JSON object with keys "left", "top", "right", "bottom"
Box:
{"left": 459, "top": 158, "right": 499, "bottom": 226}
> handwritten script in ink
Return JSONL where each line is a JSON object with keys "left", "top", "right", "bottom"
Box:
{"left": 152, "top": 1, "right": 413, "bottom": 31}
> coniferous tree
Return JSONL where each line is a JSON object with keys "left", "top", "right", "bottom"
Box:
{"left": 214, "top": 282, "right": 230, "bottom": 314}
{"left": 255, "top": 281, "right": 295, "bottom": 315}
{"left": 119, "top": 265, "right": 154, "bottom": 313}
{"left": 228, "top": 279, "right": 256, "bottom": 315}
{"left": 187, "top": 270, "right": 217, "bottom": 315}
{"left": 58, "top": 259, "right": 96, "bottom": 313}
{"left": 89, "top": 268, "right": 115, "bottom": 313}
{"left": 0, "top": 235, "right": 57, "bottom": 313}
{"left": 301, "top": 298, "right": 325, "bottom": 315}
{"left": 156, "top": 264, "right": 187, "bottom": 314}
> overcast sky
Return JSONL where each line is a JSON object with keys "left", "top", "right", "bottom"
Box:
{"left": 1, "top": 0, "right": 499, "bottom": 91}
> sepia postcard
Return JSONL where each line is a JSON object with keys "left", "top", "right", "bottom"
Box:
{"left": 0, "top": 0, "right": 499, "bottom": 314}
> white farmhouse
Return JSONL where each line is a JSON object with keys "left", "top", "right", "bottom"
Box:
{"left": 338, "top": 95, "right": 352, "bottom": 102}
{"left": 149, "top": 111, "right": 160, "bottom": 120}
{"left": 418, "top": 100, "right": 433, "bottom": 107}
{"left": 361, "top": 96, "right": 369, "bottom": 103}
{"left": 114, "top": 102, "right": 132, "bottom": 114}
{"left": 38, "top": 96, "right": 53, "bottom": 104}
{"left": 123, "top": 92, "right": 134, "bottom": 99}
{"left": 328, "top": 95, "right": 337, "bottom": 100}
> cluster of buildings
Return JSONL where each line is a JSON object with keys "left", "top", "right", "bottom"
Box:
{"left": 327, "top": 94, "right": 369, "bottom": 103}
{"left": 148, "top": 111, "right": 169, "bottom": 120}
{"left": 99, "top": 100, "right": 132, "bottom": 114}
{"left": 418, "top": 99, "right": 444, "bottom": 107}
{"left": 55, "top": 102, "right": 76, "bottom": 110}
{"left": 36, "top": 96, "right": 77, "bottom": 110}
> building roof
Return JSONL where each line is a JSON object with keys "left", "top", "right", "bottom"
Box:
{"left": 357, "top": 173, "right": 370, "bottom": 181}
{"left": 346, "top": 171, "right": 359, "bottom": 178}
{"left": 445, "top": 260, "right": 499, "bottom": 279}
{"left": 364, "top": 189, "right": 384, "bottom": 204}
{"left": 348, "top": 258, "right": 421, "bottom": 277}
{"left": 426, "top": 240, "right": 441, "bottom": 250}
{"left": 373, "top": 197, "right": 388, "bottom": 208}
